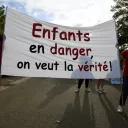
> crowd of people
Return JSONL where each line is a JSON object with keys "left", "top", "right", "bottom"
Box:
{"left": 75, "top": 79, "right": 105, "bottom": 93}
{"left": 75, "top": 48, "right": 128, "bottom": 113}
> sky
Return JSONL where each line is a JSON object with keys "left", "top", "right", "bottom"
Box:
{"left": 0, "top": 0, "right": 115, "bottom": 27}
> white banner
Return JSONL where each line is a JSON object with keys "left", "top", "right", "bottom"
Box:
{"left": 1, "top": 8, "right": 121, "bottom": 79}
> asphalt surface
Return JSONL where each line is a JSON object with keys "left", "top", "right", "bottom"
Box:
{"left": 0, "top": 78, "right": 128, "bottom": 128}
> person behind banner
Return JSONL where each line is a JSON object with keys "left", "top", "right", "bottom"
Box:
{"left": 96, "top": 79, "right": 106, "bottom": 94}
{"left": 117, "top": 49, "right": 128, "bottom": 113}
{"left": 75, "top": 79, "right": 90, "bottom": 93}
{"left": 72, "top": 56, "right": 93, "bottom": 92}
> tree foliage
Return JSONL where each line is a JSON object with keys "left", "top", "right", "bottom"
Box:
{"left": 111, "top": 0, "right": 128, "bottom": 51}
{"left": 0, "top": 5, "right": 5, "bottom": 38}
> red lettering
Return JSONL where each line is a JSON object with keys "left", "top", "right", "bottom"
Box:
{"left": 98, "top": 63, "right": 102, "bottom": 71}
{"left": 76, "top": 30, "right": 83, "bottom": 41}
{"left": 84, "top": 33, "right": 90, "bottom": 42}
{"left": 68, "top": 32, "right": 76, "bottom": 41}
{"left": 42, "top": 29, "right": 50, "bottom": 39}
{"left": 90, "top": 65, "right": 94, "bottom": 71}
{"left": 50, "top": 43, "right": 57, "bottom": 54}
{"left": 52, "top": 27, "right": 58, "bottom": 40}
{"left": 84, "top": 65, "right": 89, "bottom": 71}
{"left": 32, "top": 23, "right": 42, "bottom": 38}
{"left": 103, "top": 65, "right": 108, "bottom": 71}
{"left": 50, "top": 43, "right": 93, "bottom": 60}
{"left": 86, "top": 48, "right": 92, "bottom": 56}
{"left": 78, "top": 65, "right": 83, "bottom": 71}
{"left": 32, "top": 23, "right": 91, "bottom": 42}
{"left": 72, "top": 48, "right": 79, "bottom": 60}
{"left": 103, "top": 61, "right": 108, "bottom": 71}
{"left": 66, "top": 47, "right": 72, "bottom": 55}
{"left": 95, "top": 62, "right": 97, "bottom": 71}
{"left": 79, "top": 48, "right": 85, "bottom": 56}
{"left": 58, "top": 47, "right": 64, "bottom": 55}
{"left": 60, "top": 31, "right": 67, "bottom": 40}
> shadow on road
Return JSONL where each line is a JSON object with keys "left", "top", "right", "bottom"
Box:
{"left": 112, "top": 84, "right": 122, "bottom": 92}
{"left": 1, "top": 76, "right": 25, "bottom": 87}
{"left": 88, "top": 80, "right": 97, "bottom": 94}
{"left": 104, "top": 79, "right": 122, "bottom": 92}
{"left": 56, "top": 92, "right": 96, "bottom": 128}
{"left": 99, "top": 94, "right": 128, "bottom": 128}
{"left": 37, "top": 79, "right": 75, "bottom": 109}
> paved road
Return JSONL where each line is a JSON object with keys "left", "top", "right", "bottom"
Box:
{"left": 0, "top": 78, "right": 128, "bottom": 128}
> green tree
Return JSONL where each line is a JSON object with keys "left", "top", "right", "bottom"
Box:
{"left": 111, "top": 0, "right": 128, "bottom": 51}
{"left": 0, "top": 5, "right": 5, "bottom": 38}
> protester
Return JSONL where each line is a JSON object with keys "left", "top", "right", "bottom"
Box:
{"left": 75, "top": 79, "right": 90, "bottom": 92}
{"left": 96, "top": 79, "right": 106, "bottom": 93}
{"left": 117, "top": 49, "right": 128, "bottom": 113}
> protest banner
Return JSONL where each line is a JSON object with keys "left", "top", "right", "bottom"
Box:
{"left": 1, "top": 8, "right": 121, "bottom": 79}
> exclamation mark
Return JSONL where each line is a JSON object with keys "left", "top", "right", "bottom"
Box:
{"left": 109, "top": 61, "right": 112, "bottom": 71}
